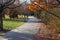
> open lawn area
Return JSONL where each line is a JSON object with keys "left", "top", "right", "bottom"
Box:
{"left": 0, "top": 15, "right": 25, "bottom": 34}
{"left": 3, "top": 15, "right": 25, "bottom": 30}
{"left": 3, "top": 20, "right": 24, "bottom": 30}
{"left": 0, "top": 20, "right": 24, "bottom": 34}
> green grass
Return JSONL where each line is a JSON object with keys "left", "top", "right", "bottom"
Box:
{"left": 3, "top": 15, "right": 25, "bottom": 30}
{"left": 0, "top": 15, "right": 25, "bottom": 34}
{"left": 3, "top": 20, "right": 24, "bottom": 30}
{"left": 0, "top": 20, "right": 24, "bottom": 34}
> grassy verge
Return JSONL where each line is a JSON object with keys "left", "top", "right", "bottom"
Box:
{"left": 0, "top": 20, "right": 24, "bottom": 34}
{"left": 48, "top": 8, "right": 60, "bottom": 33}
{"left": 48, "top": 15, "right": 60, "bottom": 33}
{"left": 4, "top": 15, "right": 25, "bottom": 30}
{"left": 0, "top": 15, "right": 25, "bottom": 34}
{"left": 3, "top": 20, "right": 24, "bottom": 30}
{"left": 41, "top": 8, "right": 60, "bottom": 33}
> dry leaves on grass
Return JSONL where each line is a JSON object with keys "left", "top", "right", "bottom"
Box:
{"left": 34, "top": 23, "right": 60, "bottom": 40}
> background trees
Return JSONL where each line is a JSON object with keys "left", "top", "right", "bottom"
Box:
{"left": 2, "top": 0, "right": 21, "bottom": 19}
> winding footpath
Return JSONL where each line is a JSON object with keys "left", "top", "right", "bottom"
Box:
{"left": 0, "top": 16, "right": 41, "bottom": 40}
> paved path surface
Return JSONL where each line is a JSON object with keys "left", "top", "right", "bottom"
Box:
{"left": 0, "top": 16, "right": 41, "bottom": 40}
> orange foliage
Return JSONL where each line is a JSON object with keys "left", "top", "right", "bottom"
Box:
{"left": 29, "top": 4, "right": 41, "bottom": 12}
{"left": 30, "top": 0, "right": 50, "bottom": 12}
{"left": 29, "top": 4, "right": 50, "bottom": 12}
{"left": 24, "top": 6, "right": 29, "bottom": 10}
{"left": 40, "top": 5, "right": 50, "bottom": 10}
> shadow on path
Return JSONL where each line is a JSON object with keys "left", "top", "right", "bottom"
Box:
{"left": 1, "top": 31, "right": 34, "bottom": 40}
{"left": 0, "top": 16, "right": 41, "bottom": 40}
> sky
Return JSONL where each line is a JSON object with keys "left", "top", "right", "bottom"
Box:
{"left": 19, "top": 0, "right": 30, "bottom": 4}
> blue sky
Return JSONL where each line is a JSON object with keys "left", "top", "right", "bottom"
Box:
{"left": 19, "top": 0, "right": 30, "bottom": 4}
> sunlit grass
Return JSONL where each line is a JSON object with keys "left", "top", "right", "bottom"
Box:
{"left": 0, "top": 20, "right": 24, "bottom": 34}
{"left": 0, "top": 15, "right": 25, "bottom": 34}
{"left": 3, "top": 15, "right": 24, "bottom": 30}
{"left": 3, "top": 20, "right": 24, "bottom": 30}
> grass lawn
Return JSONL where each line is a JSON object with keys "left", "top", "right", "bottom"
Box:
{"left": 0, "top": 20, "right": 24, "bottom": 34}
{"left": 0, "top": 15, "right": 25, "bottom": 34}
{"left": 3, "top": 15, "right": 25, "bottom": 30}
{"left": 3, "top": 20, "right": 24, "bottom": 30}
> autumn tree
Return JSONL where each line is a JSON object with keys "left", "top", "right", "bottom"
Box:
{"left": 29, "top": 4, "right": 41, "bottom": 12}
{"left": 29, "top": 0, "right": 50, "bottom": 18}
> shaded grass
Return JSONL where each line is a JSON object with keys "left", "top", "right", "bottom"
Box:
{"left": 48, "top": 15, "right": 60, "bottom": 33}
{"left": 41, "top": 8, "right": 60, "bottom": 33}
{"left": 48, "top": 8, "right": 60, "bottom": 33}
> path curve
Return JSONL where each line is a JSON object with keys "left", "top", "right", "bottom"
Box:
{"left": 0, "top": 16, "right": 41, "bottom": 40}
